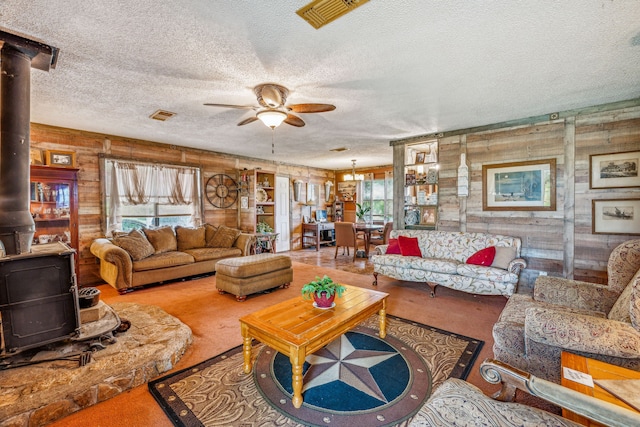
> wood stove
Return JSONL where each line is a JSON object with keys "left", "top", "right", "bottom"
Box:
{"left": 0, "top": 242, "right": 80, "bottom": 354}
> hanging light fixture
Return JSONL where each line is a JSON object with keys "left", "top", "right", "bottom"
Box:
{"left": 344, "top": 159, "right": 364, "bottom": 181}
{"left": 257, "top": 109, "right": 287, "bottom": 129}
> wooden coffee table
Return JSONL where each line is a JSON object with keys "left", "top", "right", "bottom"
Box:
{"left": 561, "top": 351, "right": 640, "bottom": 426}
{"left": 239, "top": 284, "right": 388, "bottom": 408}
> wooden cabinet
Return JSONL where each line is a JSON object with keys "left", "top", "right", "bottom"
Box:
{"left": 302, "top": 222, "right": 335, "bottom": 250}
{"left": 399, "top": 140, "right": 439, "bottom": 229}
{"left": 29, "top": 165, "right": 79, "bottom": 278}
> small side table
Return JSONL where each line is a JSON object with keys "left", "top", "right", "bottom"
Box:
{"left": 253, "top": 232, "right": 278, "bottom": 254}
{"left": 561, "top": 351, "right": 640, "bottom": 426}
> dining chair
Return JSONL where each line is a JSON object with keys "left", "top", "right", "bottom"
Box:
{"left": 368, "top": 222, "right": 393, "bottom": 246}
{"left": 334, "top": 222, "right": 365, "bottom": 262}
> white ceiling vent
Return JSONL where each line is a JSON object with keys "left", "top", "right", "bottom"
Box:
{"left": 149, "top": 109, "right": 176, "bottom": 121}
{"left": 296, "top": 0, "right": 370, "bottom": 29}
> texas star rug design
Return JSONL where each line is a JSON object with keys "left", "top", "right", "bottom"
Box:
{"left": 149, "top": 315, "right": 483, "bottom": 427}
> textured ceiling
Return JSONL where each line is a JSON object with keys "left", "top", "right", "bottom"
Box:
{"left": 2, "top": 1, "right": 639, "bottom": 170}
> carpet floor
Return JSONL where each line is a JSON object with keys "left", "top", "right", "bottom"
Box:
{"left": 149, "top": 315, "right": 483, "bottom": 427}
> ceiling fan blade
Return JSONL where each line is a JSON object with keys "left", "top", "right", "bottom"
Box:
{"left": 287, "top": 103, "right": 336, "bottom": 113}
{"left": 204, "top": 103, "right": 256, "bottom": 110}
{"left": 237, "top": 116, "right": 259, "bottom": 126}
{"left": 284, "top": 114, "right": 305, "bottom": 127}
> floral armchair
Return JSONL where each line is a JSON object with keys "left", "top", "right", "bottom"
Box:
{"left": 492, "top": 239, "right": 640, "bottom": 383}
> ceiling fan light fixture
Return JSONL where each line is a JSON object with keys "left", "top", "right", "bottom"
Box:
{"left": 257, "top": 109, "right": 288, "bottom": 129}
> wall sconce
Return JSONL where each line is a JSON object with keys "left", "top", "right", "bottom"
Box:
{"left": 293, "top": 179, "right": 303, "bottom": 202}
{"left": 324, "top": 180, "right": 333, "bottom": 202}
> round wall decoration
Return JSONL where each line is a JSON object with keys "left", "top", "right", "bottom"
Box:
{"left": 205, "top": 174, "right": 239, "bottom": 208}
{"left": 256, "top": 188, "right": 268, "bottom": 203}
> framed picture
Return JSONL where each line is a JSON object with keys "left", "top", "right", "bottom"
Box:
{"left": 240, "top": 196, "right": 249, "bottom": 209}
{"left": 405, "top": 171, "right": 416, "bottom": 186}
{"left": 415, "top": 152, "right": 426, "bottom": 164}
{"left": 590, "top": 150, "right": 640, "bottom": 189}
{"left": 420, "top": 206, "right": 437, "bottom": 225}
{"left": 592, "top": 198, "right": 640, "bottom": 235}
{"left": 482, "top": 158, "right": 556, "bottom": 211}
{"left": 45, "top": 150, "right": 76, "bottom": 168}
{"left": 30, "top": 148, "right": 43, "bottom": 165}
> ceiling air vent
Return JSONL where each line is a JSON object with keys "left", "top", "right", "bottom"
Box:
{"left": 330, "top": 147, "right": 349, "bottom": 152}
{"left": 296, "top": 0, "right": 370, "bottom": 29}
{"left": 149, "top": 109, "right": 176, "bottom": 121}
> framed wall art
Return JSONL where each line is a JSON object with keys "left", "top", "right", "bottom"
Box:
{"left": 592, "top": 198, "right": 640, "bottom": 235}
{"left": 590, "top": 150, "right": 640, "bottom": 189}
{"left": 415, "top": 152, "right": 426, "bottom": 164}
{"left": 30, "top": 148, "right": 43, "bottom": 165}
{"left": 482, "top": 158, "right": 556, "bottom": 211}
{"left": 45, "top": 150, "right": 76, "bottom": 168}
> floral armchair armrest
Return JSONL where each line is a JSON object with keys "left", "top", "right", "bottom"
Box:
{"left": 525, "top": 307, "right": 640, "bottom": 359}
{"left": 534, "top": 276, "right": 620, "bottom": 313}
{"left": 373, "top": 244, "right": 389, "bottom": 255}
{"left": 508, "top": 258, "right": 527, "bottom": 275}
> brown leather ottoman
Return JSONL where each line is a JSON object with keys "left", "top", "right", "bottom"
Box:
{"left": 215, "top": 253, "right": 293, "bottom": 301}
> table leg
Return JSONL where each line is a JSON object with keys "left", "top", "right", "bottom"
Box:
{"left": 241, "top": 323, "right": 253, "bottom": 374}
{"left": 379, "top": 300, "right": 387, "bottom": 339}
{"left": 290, "top": 347, "right": 305, "bottom": 408}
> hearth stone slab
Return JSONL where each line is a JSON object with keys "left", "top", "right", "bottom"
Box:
{"left": 0, "top": 302, "right": 192, "bottom": 427}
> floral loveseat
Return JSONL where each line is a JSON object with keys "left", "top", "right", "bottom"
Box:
{"left": 371, "top": 230, "right": 526, "bottom": 297}
{"left": 91, "top": 224, "right": 254, "bottom": 293}
{"left": 493, "top": 239, "right": 640, "bottom": 383}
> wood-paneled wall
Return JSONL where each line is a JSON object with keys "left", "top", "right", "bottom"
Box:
{"left": 435, "top": 103, "right": 640, "bottom": 291}
{"left": 29, "top": 124, "right": 334, "bottom": 286}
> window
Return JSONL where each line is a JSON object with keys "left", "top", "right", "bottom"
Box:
{"left": 102, "top": 158, "right": 202, "bottom": 235}
{"left": 359, "top": 172, "right": 393, "bottom": 224}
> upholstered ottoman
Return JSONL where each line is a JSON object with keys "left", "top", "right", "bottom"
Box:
{"left": 216, "top": 253, "right": 293, "bottom": 301}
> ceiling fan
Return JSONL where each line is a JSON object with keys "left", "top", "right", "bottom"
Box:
{"left": 204, "top": 83, "right": 336, "bottom": 129}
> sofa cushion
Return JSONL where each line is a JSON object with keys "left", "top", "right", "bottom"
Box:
{"left": 386, "top": 238, "right": 401, "bottom": 254}
{"left": 457, "top": 263, "right": 519, "bottom": 283}
{"left": 184, "top": 247, "right": 242, "bottom": 262}
{"left": 132, "top": 251, "right": 195, "bottom": 272}
{"left": 204, "top": 223, "right": 218, "bottom": 244}
{"left": 176, "top": 226, "right": 206, "bottom": 251}
{"left": 208, "top": 225, "right": 241, "bottom": 248}
{"left": 143, "top": 226, "right": 177, "bottom": 254}
{"left": 492, "top": 246, "right": 517, "bottom": 269}
{"left": 112, "top": 229, "right": 155, "bottom": 261}
{"left": 467, "top": 246, "right": 496, "bottom": 266}
{"left": 398, "top": 236, "right": 422, "bottom": 257}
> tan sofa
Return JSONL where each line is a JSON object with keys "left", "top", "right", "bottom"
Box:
{"left": 91, "top": 224, "right": 254, "bottom": 293}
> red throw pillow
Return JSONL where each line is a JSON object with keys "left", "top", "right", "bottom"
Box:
{"left": 466, "top": 246, "right": 497, "bottom": 266}
{"left": 398, "top": 236, "right": 422, "bottom": 257}
{"left": 386, "top": 238, "right": 401, "bottom": 254}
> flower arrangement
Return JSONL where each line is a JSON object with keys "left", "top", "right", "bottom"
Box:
{"left": 301, "top": 275, "right": 346, "bottom": 307}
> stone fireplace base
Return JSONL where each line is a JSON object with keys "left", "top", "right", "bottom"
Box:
{"left": 0, "top": 302, "right": 192, "bottom": 426}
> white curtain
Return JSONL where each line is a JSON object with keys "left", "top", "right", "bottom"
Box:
{"left": 106, "top": 159, "right": 201, "bottom": 234}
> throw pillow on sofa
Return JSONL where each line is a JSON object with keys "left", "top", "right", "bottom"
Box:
{"left": 208, "top": 225, "right": 241, "bottom": 248}
{"left": 491, "top": 246, "right": 516, "bottom": 269}
{"left": 398, "top": 236, "right": 422, "bottom": 257}
{"left": 176, "top": 226, "right": 206, "bottom": 251}
{"left": 204, "top": 223, "right": 218, "bottom": 244}
{"left": 143, "top": 226, "right": 177, "bottom": 253}
{"left": 466, "top": 246, "right": 496, "bottom": 266}
{"left": 386, "top": 238, "right": 402, "bottom": 254}
{"left": 112, "top": 229, "right": 155, "bottom": 261}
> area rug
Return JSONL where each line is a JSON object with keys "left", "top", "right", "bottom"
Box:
{"left": 149, "top": 315, "right": 483, "bottom": 427}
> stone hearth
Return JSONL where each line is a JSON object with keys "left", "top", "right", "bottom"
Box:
{"left": 0, "top": 302, "right": 192, "bottom": 426}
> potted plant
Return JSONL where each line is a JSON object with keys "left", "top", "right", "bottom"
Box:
{"left": 256, "top": 220, "right": 273, "bottom": 233}
{"left": 301, "top": 275, "right": 346, "bottom": 308}
{"left": 355, "top": 203, "right": 371, "bottom": 223}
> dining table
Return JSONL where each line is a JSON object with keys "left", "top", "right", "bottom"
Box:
{"left": 354, "top": 223, "right": 384, "bottom": 257}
